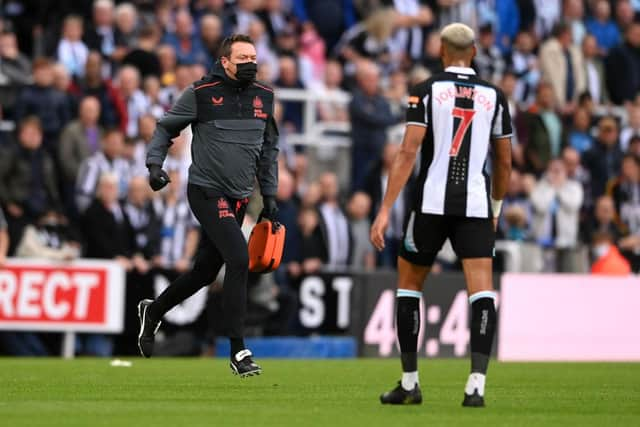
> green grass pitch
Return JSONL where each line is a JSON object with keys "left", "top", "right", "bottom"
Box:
{"left": 1, "top": 358, "right": 639, "bottom": 426}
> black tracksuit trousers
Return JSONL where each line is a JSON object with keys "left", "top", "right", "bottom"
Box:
{"left": 149, "top": 184, "right": 249, "bottom": 339}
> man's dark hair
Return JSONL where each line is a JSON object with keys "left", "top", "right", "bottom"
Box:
{"left": 18, "top": 116, "right": 43, "bottom": 133}
{"left": 219, "top": 34, "right": 254, "bottom": 58}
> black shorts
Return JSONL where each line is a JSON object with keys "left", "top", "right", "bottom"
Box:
{"left": 398, "top": 212, "right": 495, "bottom": 266}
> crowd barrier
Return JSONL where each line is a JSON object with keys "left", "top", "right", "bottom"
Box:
{"left": 1, "top": 260, "right": 638, "bottom": 361}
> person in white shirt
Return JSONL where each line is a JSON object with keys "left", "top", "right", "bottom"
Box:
{"left": 57, "top": 15, "right": 89, "bottom": 78}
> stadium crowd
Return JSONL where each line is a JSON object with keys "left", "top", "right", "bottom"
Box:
{"left": 0, "top": 0, "right": 640, "bottom": 355}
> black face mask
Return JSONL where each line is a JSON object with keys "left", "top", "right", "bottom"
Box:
{"left": 232, "top": 61, "right": 257, "bottom": 83}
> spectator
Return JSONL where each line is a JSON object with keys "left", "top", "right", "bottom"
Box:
{"left": 364, "top": 141, "right": 409, "bottom": 267}
{"left": 84, "top": 0, "right": 117, "bottom": 60}
{"left": 162, "top": 9, "right": 206, "bottom": 66}
{"left": 421, "top": 31, "right": 443, "bottom": 75}
{"left": 564, "top": 107, "right": 594, "bottom": 154}
{"left": 0, "top": 31, "right": 32, "bottom": 118}
{"left": 522, "top": 83, "right": 563, "bottom": 176}
{"left": 58, "top": 96, "right": 103, "bottom": 186}
{"left": 52, "top": 62, "right": 78, "bottom": 118}
{"left": 199, "top": 13, "right": 224, "bottom": 69}
{"left": 533, "top": 0, "right": 561, "bottom": 39}
{"left": 126, "top": 114, "right": 156, "bottom": 174}
{"left": 347, "top": 191, "right": 375, "bottom": 269}
{"left": 509, "top": 30, "right": 540, "bottom": 109}
{"left": 605, "top": 21, "right": 640, "bottom": 106}
{"left": 473, "top": 23, "right": 506, "bottom": 85}
{"left": 582, "top": 116, "right": 624, "bottom": 200}
{"left": 315, "top": 59, "right": 349, "bottom": 122}
{"left": 317, "top": 172, "right": 351, "bottom": 268}
{"left": 223, "top": 0, "right": 261, "bottom": 35}
{"left": 336, "top": 8, "right": 395, "bottom": 78}
{"left": 387, "top": 1, "right": 434, "bottom": 63}
{"left": 16, "top": 209, "right": 80, "bottom": 261}
{"left": 585, "top": 0, "right": 622, "bottom": 55}
{"left": 384, "top": 70, "right": 409, "bottom": 116}
{"left": 590, "top": 231, "right": 631, "bottom": 275}
{"left": 158, "top": 44, "right": 178, "bottom": 87}
{"left": 275, "top": 56, "right": 305, "bottom": 133}
{"left": 70, "top": 52, "right": 127, "bottom": 131}
{"left": 615, "top": 0, "right": 638, "bottom": 33}
{"left": 349, "top": 60, "right": 399, "bottom": 191}
{"left": 142, "top": 76, "right": 166, "bottom": 119}
{"left": 498, "top": 170, "right": 533, "bottom": 240}
{"left": 113, "top": 2, "right": 140, "bottom": 60}
{"left": 563, "top": 0, "right": 587, "bottom": 46}
{"left": 258, "top": 0, "right": 295, "bottom": 41}
{"left": 530, "top": 158, "right": 584, "bottom": 270}
{"left": 248, "top": 19, "right": 280, "bottom": 83}
{"left": 608, "top": 154, "right": 640, "bottom": 236}
{"left": 628, "top": 135, "right": 640, "bottom": 157}
{"left": 123, "top": 175, "right": 160, "bottom": 273}
{"left": 539, "top": 22, "right": 586, "bottom": 115}
{"left": 293, "top": 0, "right": 357, "bottom": 52}
{"left": 14, "top": 58, "right": 71, "bottom": 151}
{"left": 274, "top": 168, "right": 302, "bottom": 284}
{"left": 297, "top": 206, "right": 326, "bottom": 274}
{"left": 159, "top": 63, "right": 192, "bottom": 109}
{"left": 75, "top": 128, "right": 130, "bottom": 213}
{"left": 0, "top": 117, "right": 61, "bottom": 248}
{"left": 582, "top": 195, "right": 626, "bottom": 245}
{"left": 499, "top": 71, "right": 524, "bottom": 168}
{"left": 152, "top": 169, "right": 199, "bottom": 273}
{"left": 116, "top": 65, "right": 150, "bottom": 138}
{"left": 122, "top": 25, "right": 161, "bottom": 79}
{"left": 582, "top": 34, "right": 608, "bottom": 106}
{"left": 562, "top": 145, "right": 592, "bottom": 216}
{"left": 79, "top": 172, "right": 132, "bottom": 356}
{"left": 620, "top": 105, "right": 640, "bottom": 152}
{"left": 56, "top": 15, "right": 89, "bottom": 79}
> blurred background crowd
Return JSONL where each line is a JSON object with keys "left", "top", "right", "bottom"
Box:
{"left": 0, "top": 0, "right": 640, "bottom": 356}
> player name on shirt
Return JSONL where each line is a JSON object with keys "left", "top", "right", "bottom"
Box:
{"left": 406, "top": 66, "right": 512, "bottom": 218}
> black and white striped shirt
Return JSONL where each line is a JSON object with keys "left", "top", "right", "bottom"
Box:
{"left": 153, "top": 198, "right": 198, "bottom": 268}
{"left": 406, "top": 66, "right": 512, "bottom": 218}
{"left": 75, "top": 152, "right": 131, "bottom": 213}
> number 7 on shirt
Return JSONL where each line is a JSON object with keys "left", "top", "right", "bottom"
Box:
{"left": 450, "top": 107, "right": 476, "bottom": 157}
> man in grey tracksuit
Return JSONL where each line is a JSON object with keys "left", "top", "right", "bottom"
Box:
{"left": 137, "top": 35, "right": 279, "bottom": 377}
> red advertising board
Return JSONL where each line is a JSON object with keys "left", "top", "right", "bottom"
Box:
{"left": 0, "top": 259, "right": 125, "bottom": 333}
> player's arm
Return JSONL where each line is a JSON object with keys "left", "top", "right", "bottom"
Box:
{"left": 370, "top": 124, "right": 426, "bottom": 250}
{"left": 146, "top": 86, "right": 197, "bottom": 168}
{"left": 490, "top": 89, "right": 514, "bottom": 227}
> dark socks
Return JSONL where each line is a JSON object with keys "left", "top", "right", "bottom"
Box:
{"left": 230, "top": 337, "right": 246, "bottom": 357}
{"left": 396, "top": 293, "right": 421, "bottom": 372}
{"left": 470, "top": 295, "right": 497, "bottom": 374}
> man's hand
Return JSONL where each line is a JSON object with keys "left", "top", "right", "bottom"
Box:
{"left": 148, "top": 164, "right": 171, "bottom": 191}
{"left": 260, "top": 196, "right": 278, "bottom": 221}
{"left": 6, "top": 203, "right": 23, "bottom": 218}
{"left": 370, "top": 208, "right": 389, "bottom": 251}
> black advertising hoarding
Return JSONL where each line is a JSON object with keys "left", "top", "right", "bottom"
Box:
{"left": 297, "top": 270, "right": 499, "bottom": 357}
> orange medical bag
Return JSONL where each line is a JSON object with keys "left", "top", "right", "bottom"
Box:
{"left": 248, "top": 220, "right": 286, "bottom": 273}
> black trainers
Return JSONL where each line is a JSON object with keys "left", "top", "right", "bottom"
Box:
{"left": 230, "top": 349, "right": 262, "bottom": 377}
{"left": 137, "top": 299, "right": 161, "bottom": 358}
{"left": 380, "top": 381, "right": 422, "bottom": 404}
{"left": 462, "top": 390, "right": 485, "bottom": 407}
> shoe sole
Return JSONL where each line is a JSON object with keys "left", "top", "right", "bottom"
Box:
{"left": 230, "top": 363, "right": 262, "bottom": 378}
{"left": 137, "top": 300, "right": 161, "bottom": 358}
